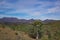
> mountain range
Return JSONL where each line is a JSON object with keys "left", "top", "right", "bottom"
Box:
{"left": 0, "top": 17, "right": 60, "bottom": 24}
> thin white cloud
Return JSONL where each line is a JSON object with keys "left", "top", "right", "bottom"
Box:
{"left": 47, "top": 6, "right": 60, "bottom": 13}
{"left": 0, "top": 0, "right": 60, "bottom": 20}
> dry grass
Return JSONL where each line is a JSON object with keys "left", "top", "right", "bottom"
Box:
{"left": 0, "top": 27, "right": 35, "bottom": 40}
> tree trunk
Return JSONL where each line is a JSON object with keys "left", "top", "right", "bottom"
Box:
{"left": 36, "top": 31, "right": 39, "bottom": 40}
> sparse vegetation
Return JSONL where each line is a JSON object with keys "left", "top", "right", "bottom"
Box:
{"left": 0, "top": 20, "right": 60, "bottom": 40}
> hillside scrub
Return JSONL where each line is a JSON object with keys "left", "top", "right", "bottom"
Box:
{"left": 0, "top": 21, "right": 60, "bottom": 40}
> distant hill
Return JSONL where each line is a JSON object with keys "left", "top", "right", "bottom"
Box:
{"left": 0, "top": 17, "right": 60, "bottom": 24}
{"left": 42, "top": 19, "right": 60, "bottom": 24}
{"left": 0, "top": 17, "right": 35, "bottom": 24}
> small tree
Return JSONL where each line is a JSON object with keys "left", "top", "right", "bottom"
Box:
{"left": 29, "top": 20, "right": 43, "bottom": 40}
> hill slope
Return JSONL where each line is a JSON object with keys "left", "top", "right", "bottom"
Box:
{"left": 0, "top": 27, "right": 35, "bottom": 40}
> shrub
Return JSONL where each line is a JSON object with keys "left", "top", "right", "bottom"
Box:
{"left": 15, "top": 32, "right": 18, "bottom": 35}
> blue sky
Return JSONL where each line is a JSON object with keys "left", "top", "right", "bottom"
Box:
{"left": 0, "top": 0, "right": 60, "bottom": 20}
